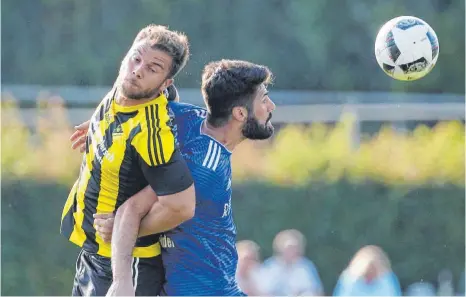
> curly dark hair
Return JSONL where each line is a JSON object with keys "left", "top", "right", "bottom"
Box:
{"left": 201, "top": 59, "right": 273, "bottom": 127}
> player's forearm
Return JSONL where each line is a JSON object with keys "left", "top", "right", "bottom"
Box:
{"left": 138, "top": 184, "right": 195, "bottom": 237}
{"left": 111, "top": 203, "right": 141, "bottom": 281}
{"left": 111, "top": 186, "right": 157, "bottom": 281}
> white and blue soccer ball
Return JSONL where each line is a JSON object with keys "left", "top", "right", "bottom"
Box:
{"left": 375, "top": 16, "right": 439, "bottom": 81}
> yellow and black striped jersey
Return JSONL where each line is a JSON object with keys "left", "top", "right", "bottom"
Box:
{"left": 60, "top": 88, "right": 193, "bottom": 258}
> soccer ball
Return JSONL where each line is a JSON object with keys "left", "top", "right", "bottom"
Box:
{"left": 374, "top": 16, "right": 439, "bottom": 81}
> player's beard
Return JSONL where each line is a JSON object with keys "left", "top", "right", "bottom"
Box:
{"left": 120, "top": 80, "right": 163, "bottom": 101}
{"left": 242, "top": 113, "right": 274, "bottom": 140}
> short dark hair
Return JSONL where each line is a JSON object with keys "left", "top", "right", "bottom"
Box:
{"left": 201, "top": 59, "right": 273, "bottom": 127}
{"left": 165, "top": 84, "right": 179, "bottom": 102}
{"left": 133, "top": 24, "right": 190, "bottom": 78}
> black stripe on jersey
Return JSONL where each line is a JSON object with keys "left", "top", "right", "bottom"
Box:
{"left": 136, "top": 234, "right": 160, "bottom": 248}
{"left": 61, "top": 191, "right": 78, "bottom": 239}
{"left": 85, "top": 132, "right": 92, "bottom": 155}
{"left": 144, "top": 107, "right": 156, "bottom": 166}
{"left": 128, "top": 123, "right": 142, "bottom": 140}
{"left": 81, "top": 196, "right": 98, "bottom": 252}
{"left": 154, "top": 104, "right": 166, "bottom": 164}
{"left": 114, "top": 116, "right": 142, "bottom": 211}
{"left": 82, "top": 186, "right": 99, "bottom": 250}
{"left": 117, "top": 111, "right": 139, "bottom": 123}
{"left": 82, "top": 119, "right": 118, "bottom": 252}
{"left": 104, "top": 89, "right": 116, "bottom": 113}
{"left": 149, "top": 105, "right": 161, "bottom": 165}
{"left": 97, "top": 103, "right": 105, "bottom": 122}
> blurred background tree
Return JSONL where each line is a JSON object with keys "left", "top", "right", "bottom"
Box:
{"left": 2, "top": 0, "right": 464, "bottom": 93}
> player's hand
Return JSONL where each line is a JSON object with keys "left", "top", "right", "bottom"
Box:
{"left": 93, "top": 212, "right": 115, "bottom": 243}
{"left": 106, "top": 278, "right": 135, "bottom": 296}
{"left": 70, "top": 120, "right": 90, "bottom": 153}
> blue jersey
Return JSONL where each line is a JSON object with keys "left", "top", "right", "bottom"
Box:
{"left": 160, "top": 102, "right": 243, "bottom": 296}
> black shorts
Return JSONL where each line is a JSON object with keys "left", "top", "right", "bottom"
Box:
{"left": 71, "top": 249, "right": 164, "bottom": 296}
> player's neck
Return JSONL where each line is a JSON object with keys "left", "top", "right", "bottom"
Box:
{"left": 202, "top": 121, "right": 243, "bottom": 152}
{"left": 115, "top": 90, "right": 154, "bottom": 107}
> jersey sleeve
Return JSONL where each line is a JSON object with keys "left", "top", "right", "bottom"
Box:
{"left": 131, "top": 103, "right": 193, "bottom": 196}
{"left": 132, "top": 103, "right": 175, "bottom": 166}
{"left": 138, "top": 148, "right": 193, "bottom": 196}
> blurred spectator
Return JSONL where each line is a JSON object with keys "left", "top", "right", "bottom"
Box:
{"left": 259, "top": 229, "right": 324, "bottom": 296}
{"left": 333, "top": 245, "right": 401, "bottom": 296}
{"left": 457, "top": 270, "right": 465, "bottom": 296}
{"left": 405, "top": 281, "right": 436, "bottom": 296}
{"left": 437, "top": 268, "right": 454, "bottom": 296}
{"left": 236, "top": 240, "right": 264, "bottom": 296}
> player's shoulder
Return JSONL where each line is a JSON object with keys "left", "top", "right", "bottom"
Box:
{"left": 168, "top": 101, "right": 208, "bottom": 120}
{"left": 130, "top": 95, "right": 175, "bottom": 140}
{"left": 198, "top": 138, "right": 230, "bottom": 173}
{"left": 183, "top": 136, "right": 231, "bottom": 174}
{"left": 182, "top": 137, "right": 232, "bottom": 193}
{"left": 130, "top": 95, "right": 176, "bottom": 166}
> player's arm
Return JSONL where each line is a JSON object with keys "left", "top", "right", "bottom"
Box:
{"left": 137, "top": 157, "right": 227, "bottom": 233}
{"left": 114, "top": 148, "right": 195, "bottom": 236}
{"left": 94, "top": 182, "right": 194, "bottom": 242}
{"left": 131, "top": 120, "right": 196, "bottom": 232}
{"left": 111, "top": 164, "right": 194, "bottom": 280}
{"left": 107, "top": 181, "right": 195, "bottom": 296}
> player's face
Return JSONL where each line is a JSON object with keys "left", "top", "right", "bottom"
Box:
{"left": 238, "top": 251, "right": 259, "bottom": 273}
{"left": 282, "top": 243, "right": 301, "bottom": 263}
{"left": 242, "top": 84, "right": 276, "bottom": 140}
{"left": 364, "top": 263, "right": 378, "bottom": 281}
{"left": 119, "top": 41, "right": 173, "bottom": 100}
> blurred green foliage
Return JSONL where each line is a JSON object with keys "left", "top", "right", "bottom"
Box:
{"left": 2, "top": 0, "right": 465, "bottom": 93}
{"left": 2, "top": 179, "right": 464, "bottom": 295}
{"left": 232, "top": 116, "right": 464, "bottom": 186}
{"left": 1, "top": 180, "right": 80, "bottom": 295}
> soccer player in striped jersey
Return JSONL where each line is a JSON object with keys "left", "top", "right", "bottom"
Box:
{"left": 60, "top": 24, "right": 196, "bottom": 296}
{"left": 92, "top": 59, "right": 276, "bottom": 295}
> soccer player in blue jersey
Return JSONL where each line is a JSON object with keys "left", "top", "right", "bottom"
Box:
{"left": 157, "top": 61, "right": 275, "bottom": 296}
{"left": 77, "top": 59, "right": 275, "bottom": 295}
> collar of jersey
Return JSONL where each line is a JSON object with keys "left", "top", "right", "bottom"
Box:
{"left": 112, "top": 90, "right": 167, "bottom": 113}
{"left": 199, "top": 119, "right": 232, "bottom": 155}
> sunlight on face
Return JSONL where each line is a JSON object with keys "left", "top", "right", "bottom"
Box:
{"left": 119, "top": 41, "right": 173, "bottom": 100}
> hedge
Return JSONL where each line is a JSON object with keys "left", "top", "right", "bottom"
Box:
{"left": 2, "top": 101, "right": 464, "bottom": 294}
{"left": 2, "top": 179, "right": 464, "bottom": 294}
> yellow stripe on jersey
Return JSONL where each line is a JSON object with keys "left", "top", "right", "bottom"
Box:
{"left": 70, "top": 167, "right": 92, "bottom": 247}
{"left": 94, "top": 102, "right": 118, "bottom": 255}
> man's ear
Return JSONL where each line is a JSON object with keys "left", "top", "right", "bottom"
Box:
{"left": 232, "top": 106, "right": 248, "bottom": 122}
{"left": 162, "top": 78, "right": 174, "bottom": 91}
